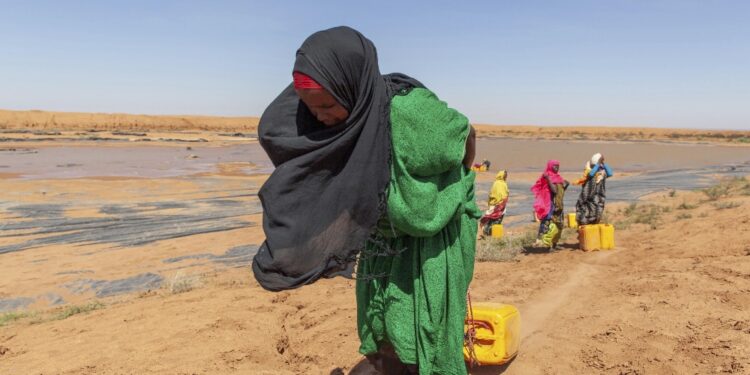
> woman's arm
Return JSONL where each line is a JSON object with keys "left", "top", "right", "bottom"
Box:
{"left": 462, "top": 125, "right": 476, "bottom": 169}
{"left": 588, "top": 163, "right": 601, "bottom": 177}
{"left": 589, "top": 163, "right": 614, "bottom": 177}
{"left": 544, "top": 174, "right": 558, "bottom": 194}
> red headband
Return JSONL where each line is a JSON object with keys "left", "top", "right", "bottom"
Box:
{"left": 293, "top": 72, "right": 323, "bottom": 89}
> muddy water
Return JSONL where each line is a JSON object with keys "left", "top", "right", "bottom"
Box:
{"left": 0, "top": 174, "right": 262, "bottom": 312}
{"left": 476, "top": 138, "right": 750, "bottom": 173}
{"left": 0, "top": 144, "right": 273, "bottom": 179}
{"left": 2, "top": 140, "right": 747, "bottom": 229}
{"left": 2, "top": 139, "right": 747, "bottom": 179}
{"left": 0, "top": 139, "right": 748, "bottom": 311}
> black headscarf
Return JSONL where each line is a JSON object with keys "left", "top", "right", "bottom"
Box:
{"left": 252, "top": 26, "right": 422, "bottom": 291}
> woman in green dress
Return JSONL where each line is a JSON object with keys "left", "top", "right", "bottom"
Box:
{"left": 253, "top": 26, "right": 480, "bottom": 374}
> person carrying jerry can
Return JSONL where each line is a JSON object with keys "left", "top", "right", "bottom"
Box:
{"left": 480, "top": 170, "right": 509, "bottom": 237}
{"left": 531, "top": 160, "right": 569, "bottom": 250}
{"left": 575, "top": 153, "right": 614, "bottom": 225}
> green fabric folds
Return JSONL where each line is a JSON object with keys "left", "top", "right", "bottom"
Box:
{"left": 356, "top": 88, "right": 481, "bottom": 375}
{"left": 385, "top": 88, "right": 477, "bottom": 238}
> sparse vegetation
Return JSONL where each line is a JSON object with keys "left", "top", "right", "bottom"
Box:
{"left": 638, "top": 206, "right": 663, "bottom": 230}
{"left": 600, "top": 212, "right": 611, "bottom": 225}
{"left": 623, "top": 202, "right": 638, "bottom": 216}
{"left": 703, "top": 184, "right": 730, "bottom": 201}
{"left": 616, "top": 203, "right": 663, "bottom": 230}
{"left": 614, "top": 219, "right": 631, "bottom": 231}
{"left": 476, "top": 231, "right": 536, "bottom": 262}
{"left": 166, "top": 271, "right": 202, "bottom": 294}
{"left": 677, "top": 202, "right": 698, "bottom": 210}
{"left": 712, "top": 201, "right": 742, "bottom": 210}
{"left": 0, "top": 311, "right": 31, "bottom": 326}
{"left": 616, "top": 176, "right": 749, "bottom": 228}
{"left": 0, "top": 302, "right": 106, "bottom": 327}
{"left": 676, "top": 213, "right": 692, "bottom": 220}
{"left": 668, "top": 190, "right": 677, "bottom": 197}
{"left": 559, "top": 227, "right": 577, "bottom": 243}
{"left": 53, "top": 301, "right": 105, "bottom": 321}
{"left": 742, "top": 181, "right": 750, "bottom": 196}
{"left": 703, "top": 177, "right": 750, "bottom": 201}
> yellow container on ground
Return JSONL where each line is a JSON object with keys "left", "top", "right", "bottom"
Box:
{"left": 578, "top": 224, "right": 601, "bottom": 251}
{"left": 464, "top": 302, "right": 520, "bottom": 366}
{"left": 491, "top": 224, "right": 504, "bottom": 239}
{"left": 599, "top": 224, "right": 615, "bottom": 250}
{"left": 567, "top": 213, "right": 578, "bottom": 228}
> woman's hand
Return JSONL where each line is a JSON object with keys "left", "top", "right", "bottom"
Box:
{"left": 463, "top": 125, "right": 476, "bottom": 169}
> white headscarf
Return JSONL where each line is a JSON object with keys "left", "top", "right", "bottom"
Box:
{"left": 590, "top": 153, "right": 602, "bottom": 167}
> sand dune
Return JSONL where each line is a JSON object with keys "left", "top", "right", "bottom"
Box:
{"left": 472, "top": 124, "right": 750, "bottom": 144}
{"left": 0, "top": 109, "right": 259, "bottom": 133}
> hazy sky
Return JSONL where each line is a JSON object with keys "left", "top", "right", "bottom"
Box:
{"left": 1, "top": 1, "right": 748, "bottom": 129}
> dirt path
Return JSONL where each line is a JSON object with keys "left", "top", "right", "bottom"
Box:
{"left": 471, "top": 189, "right": 750, "bottom": 374}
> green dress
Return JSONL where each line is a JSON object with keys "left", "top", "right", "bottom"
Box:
{"left": 356, "top": 88, "right": 481, "bottom": 375}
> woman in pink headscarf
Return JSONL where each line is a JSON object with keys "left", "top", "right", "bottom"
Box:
{"left": 531, "top": 160, "right": 569, "bottom": 249}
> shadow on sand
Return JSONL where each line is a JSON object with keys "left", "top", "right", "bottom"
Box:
{"left": 468, "top": 357, "right": 516, "bottom": 374}
{"left": 333, "top": 356, "right": 517, "bottom": 374}
{"left": 522, "top": 241, "right": 579, "bottom": 255}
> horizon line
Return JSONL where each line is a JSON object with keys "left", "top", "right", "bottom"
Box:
{"left": 1, "top": 107, "right": 747, "bottom": 132}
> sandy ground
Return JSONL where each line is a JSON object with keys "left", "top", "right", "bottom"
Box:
{"left": 1, "top": 135, "right": 749, "bottom": 374}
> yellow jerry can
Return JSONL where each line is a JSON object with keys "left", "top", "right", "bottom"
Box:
{"left": 464, "top": 303, "right": 520, "bottom": 366}
{"left": 578, "top": 224, "right": 601, "bottom": 251}
{"left": 567, "top": 212, "right": 578, "bottom": 228}
{"left": 598, "top": 224, "right": 615, "bottom": 250}
{"left": 491, "top": 224, "right": 504, "bottom": 239}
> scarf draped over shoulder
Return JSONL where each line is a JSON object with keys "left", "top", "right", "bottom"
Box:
{"left": 253, "top": 26, "right": 421, "bottom": 291}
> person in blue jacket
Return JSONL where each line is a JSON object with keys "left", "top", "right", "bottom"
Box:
{"left": 575, "top": 153, "right": 613, "bottom": 225}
